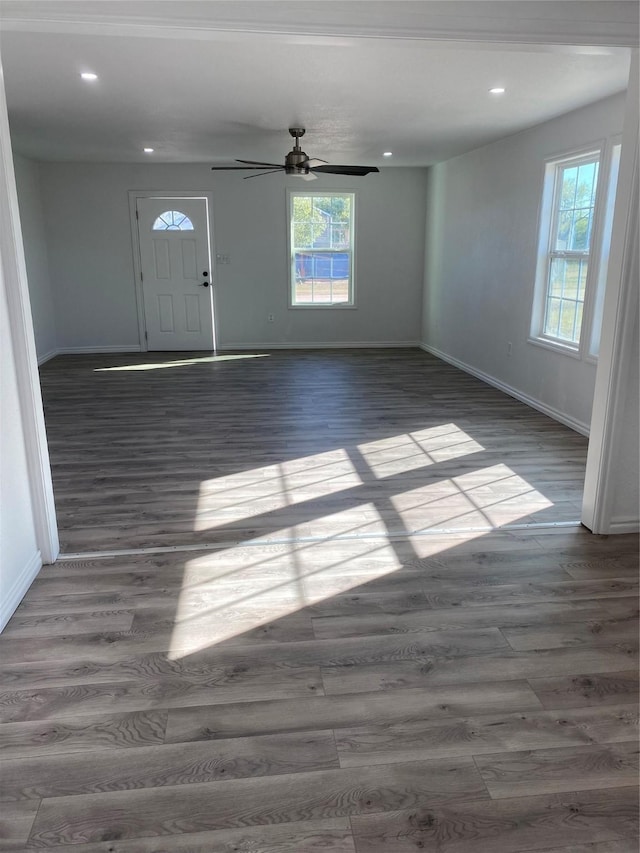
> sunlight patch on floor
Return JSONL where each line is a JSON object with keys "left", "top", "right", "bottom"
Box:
{"left": 357, "top": 424, "right": 485, "bottom": 477}
{"left": 170, "top": 436, "right": 554, "bottom": 658}
{"left": 193, "top": 449, "right": 363, "bottom": 530}
{"left": 167, "top": 536, "right": 406, "bottom": 657}
{"left": 94, "top": 354, "right": 270, "bottom": 372}
{"left": 390, "top": 463, "right": 553, "bottom": 531}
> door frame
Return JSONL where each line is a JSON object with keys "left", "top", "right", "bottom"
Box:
{"left": 128, "top": 190, "right": 217, "bottom": 352}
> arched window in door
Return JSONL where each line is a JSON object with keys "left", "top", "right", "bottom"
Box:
{"left": 152, "top": 210, "right": 194, "bottom": 231}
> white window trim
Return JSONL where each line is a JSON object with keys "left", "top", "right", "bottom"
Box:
{"left": 585, "top": 135, "right": 622, "bottom": 363}
{"left": 529, "top": 142, "right": 607, "bottom": 359}
{"left": 287, "top": 189, "right": 357, "bottom": 309}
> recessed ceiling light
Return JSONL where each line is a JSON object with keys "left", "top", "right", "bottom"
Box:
{"left": 383, "top": 151, "right": 393, "bottom": 157}
{"left": 143, "top": 147, "right": 154, "bottom": 153}
{"left": 489, "top": 87, "right": 506, "bottom": 94}
{"left": 80, "top": 72, "right": 98, "bottom": 81}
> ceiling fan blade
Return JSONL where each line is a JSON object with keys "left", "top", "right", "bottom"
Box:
{"left": 236, "top": 159, "right": 284, "bottom": 168}
{"left": 311, "top": 165, "right": 380, "bottom": 176}
{"left": 243, "top": 170, "right": 283, "bottom": 180}
{"left": 300, "top": 158, "right": 328, "bottom": 168}
{"left": 211, "top": 165, "right": 283, "bottom": 170}
{"left": 301, "top": 172, "right": 318, "bottom": 181}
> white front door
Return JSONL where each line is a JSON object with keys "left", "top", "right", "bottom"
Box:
{"left": 136, "top": 197, "right": 214, "bottom": 351}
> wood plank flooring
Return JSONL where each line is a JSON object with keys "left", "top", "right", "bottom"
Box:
{"left": 39, "top": 349, "right": 588, "bottom": 552}
{"left": 1, "top": 349, "right": 637, "bottom": 851}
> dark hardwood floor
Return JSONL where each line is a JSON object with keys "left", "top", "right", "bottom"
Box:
{"left": 1, "top": 349, "right": 637, "bottom": 851}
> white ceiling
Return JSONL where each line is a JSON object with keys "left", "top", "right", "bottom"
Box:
{"left": 0, "top": 2, "right": 635, "bottom": 167}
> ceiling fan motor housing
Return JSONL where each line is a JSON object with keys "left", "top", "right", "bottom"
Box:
{"left": 286, "top": 128, "right": 310, "bottom": 175}
{"left": 285, "top": 152, "right": 309, "bottom": 175}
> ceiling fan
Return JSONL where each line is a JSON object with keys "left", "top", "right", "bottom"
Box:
{"left": 210, "top": 128, "right": 379, "bottom": 180}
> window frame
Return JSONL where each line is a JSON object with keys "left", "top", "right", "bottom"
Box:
{"left": 287, "top": 189, "right": 357, "bottom": 309}
{"left": 529, "top": 143, "right": 607, "bottom": 359}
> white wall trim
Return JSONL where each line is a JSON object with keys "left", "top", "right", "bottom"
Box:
{"left": 57, "top": 345, "right": 142, "bottom": 355}
{"left": 419, "top": 342, "right": 590, "bottom": 436}
{"left": 37, "top": 347, "right": 59, "bottom": 365}
{"left": 0, "top": 549, "right": 41, "bottom": 632}
{"left": 607, "top": 517, "right": 640, "bottom": 534}
{"left": 582, "top": 52, "right": 639, "bottom": 534}
{"left": 0, "top": 60, "right": 59, "bottom": 565}
{"left": 220, "top": 340, "right": 421, "bottom": 351}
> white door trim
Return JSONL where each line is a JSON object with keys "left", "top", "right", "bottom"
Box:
{"left": 128, "top": 190, "right": 217, "bottom": 352}
{"left": 0, "top": 61, "right": 59, "bottom": 564}
{"left": 582, "top": 50, "right": 640, "bottom": 534}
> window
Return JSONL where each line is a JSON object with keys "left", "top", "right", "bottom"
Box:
{"left": 532, "top": 151, "right": 601, "bottom": 351}
{"left": 531, "top": 142, "right": 623, "bottom": 360}
{"left": 152, "top": 210, "right": 194, "bottom": 231}
{"left": 289, "top": 192, "right": 355, "bottom": 306}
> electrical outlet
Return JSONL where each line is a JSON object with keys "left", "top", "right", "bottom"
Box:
{"left": 507, "top": 341, "right": 513, "bottom": 356}
{"left": 267, "top": 313, "right": 275, "bottom": 322}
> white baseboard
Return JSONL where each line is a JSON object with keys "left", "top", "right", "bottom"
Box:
{"left": 419, "top": 342, "right": 590, "bottom": 436}
{"left": 0, "top": 550, "right": 42, "bottom": 632}
{"left": 219, "top": 341, "right": 420, "bottom": 350}
{"left": 57, "top": 345, "right": 142, "bottom": 355}
{"left": 607, "top": 517, "right": 640, "bottom": 534}
{"left": 37, "top": 348, "right": 59, "bottom": 365}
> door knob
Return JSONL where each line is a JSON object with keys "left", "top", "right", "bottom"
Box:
{"left": 200, "top": 281, "right": 210, "bottom": 288}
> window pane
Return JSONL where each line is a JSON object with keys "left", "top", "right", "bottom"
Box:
{"left": 558, "top": 300, "right": 578, "bottom": 342}
{"left": 559, "top": 166, "right": 577, "bottom": 209}
{"left": 152, "top": 210, "right": 194, "bottom": 231}
{"left": 544, "top": 258, "right": 587, "bottom": 345}
{"left": 560, "top": 258, "right": 579, "bottom": 299}
{"left": 549, "top": 259, "right": 566, "bottom": 296}
{"left": 545, "top": 297, "right": 562, "bottom": 339}
{"left": 554, "top": 159, "right": 599, "bottom": 251}
{"left": 577, "top": 259, "right": 588, "bottom": 300}
{"left": 294, "top": 251, "right": 351, "bottom": 304}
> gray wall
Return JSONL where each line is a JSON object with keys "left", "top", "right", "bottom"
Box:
{"left": 37, "top": 163, "right": 428, "bottom": 350}
{"left": 13, "top": 154, "right": 56, "bottom": 361}
{"left": 421, "top": 93, "right": 626, "bottom": 433}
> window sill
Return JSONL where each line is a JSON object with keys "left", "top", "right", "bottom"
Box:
{"left": 289, "top": 303, "right": 357, "bottom": 310}
{"left": 527, "top": 335, "right": 582, "bottom": 360}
